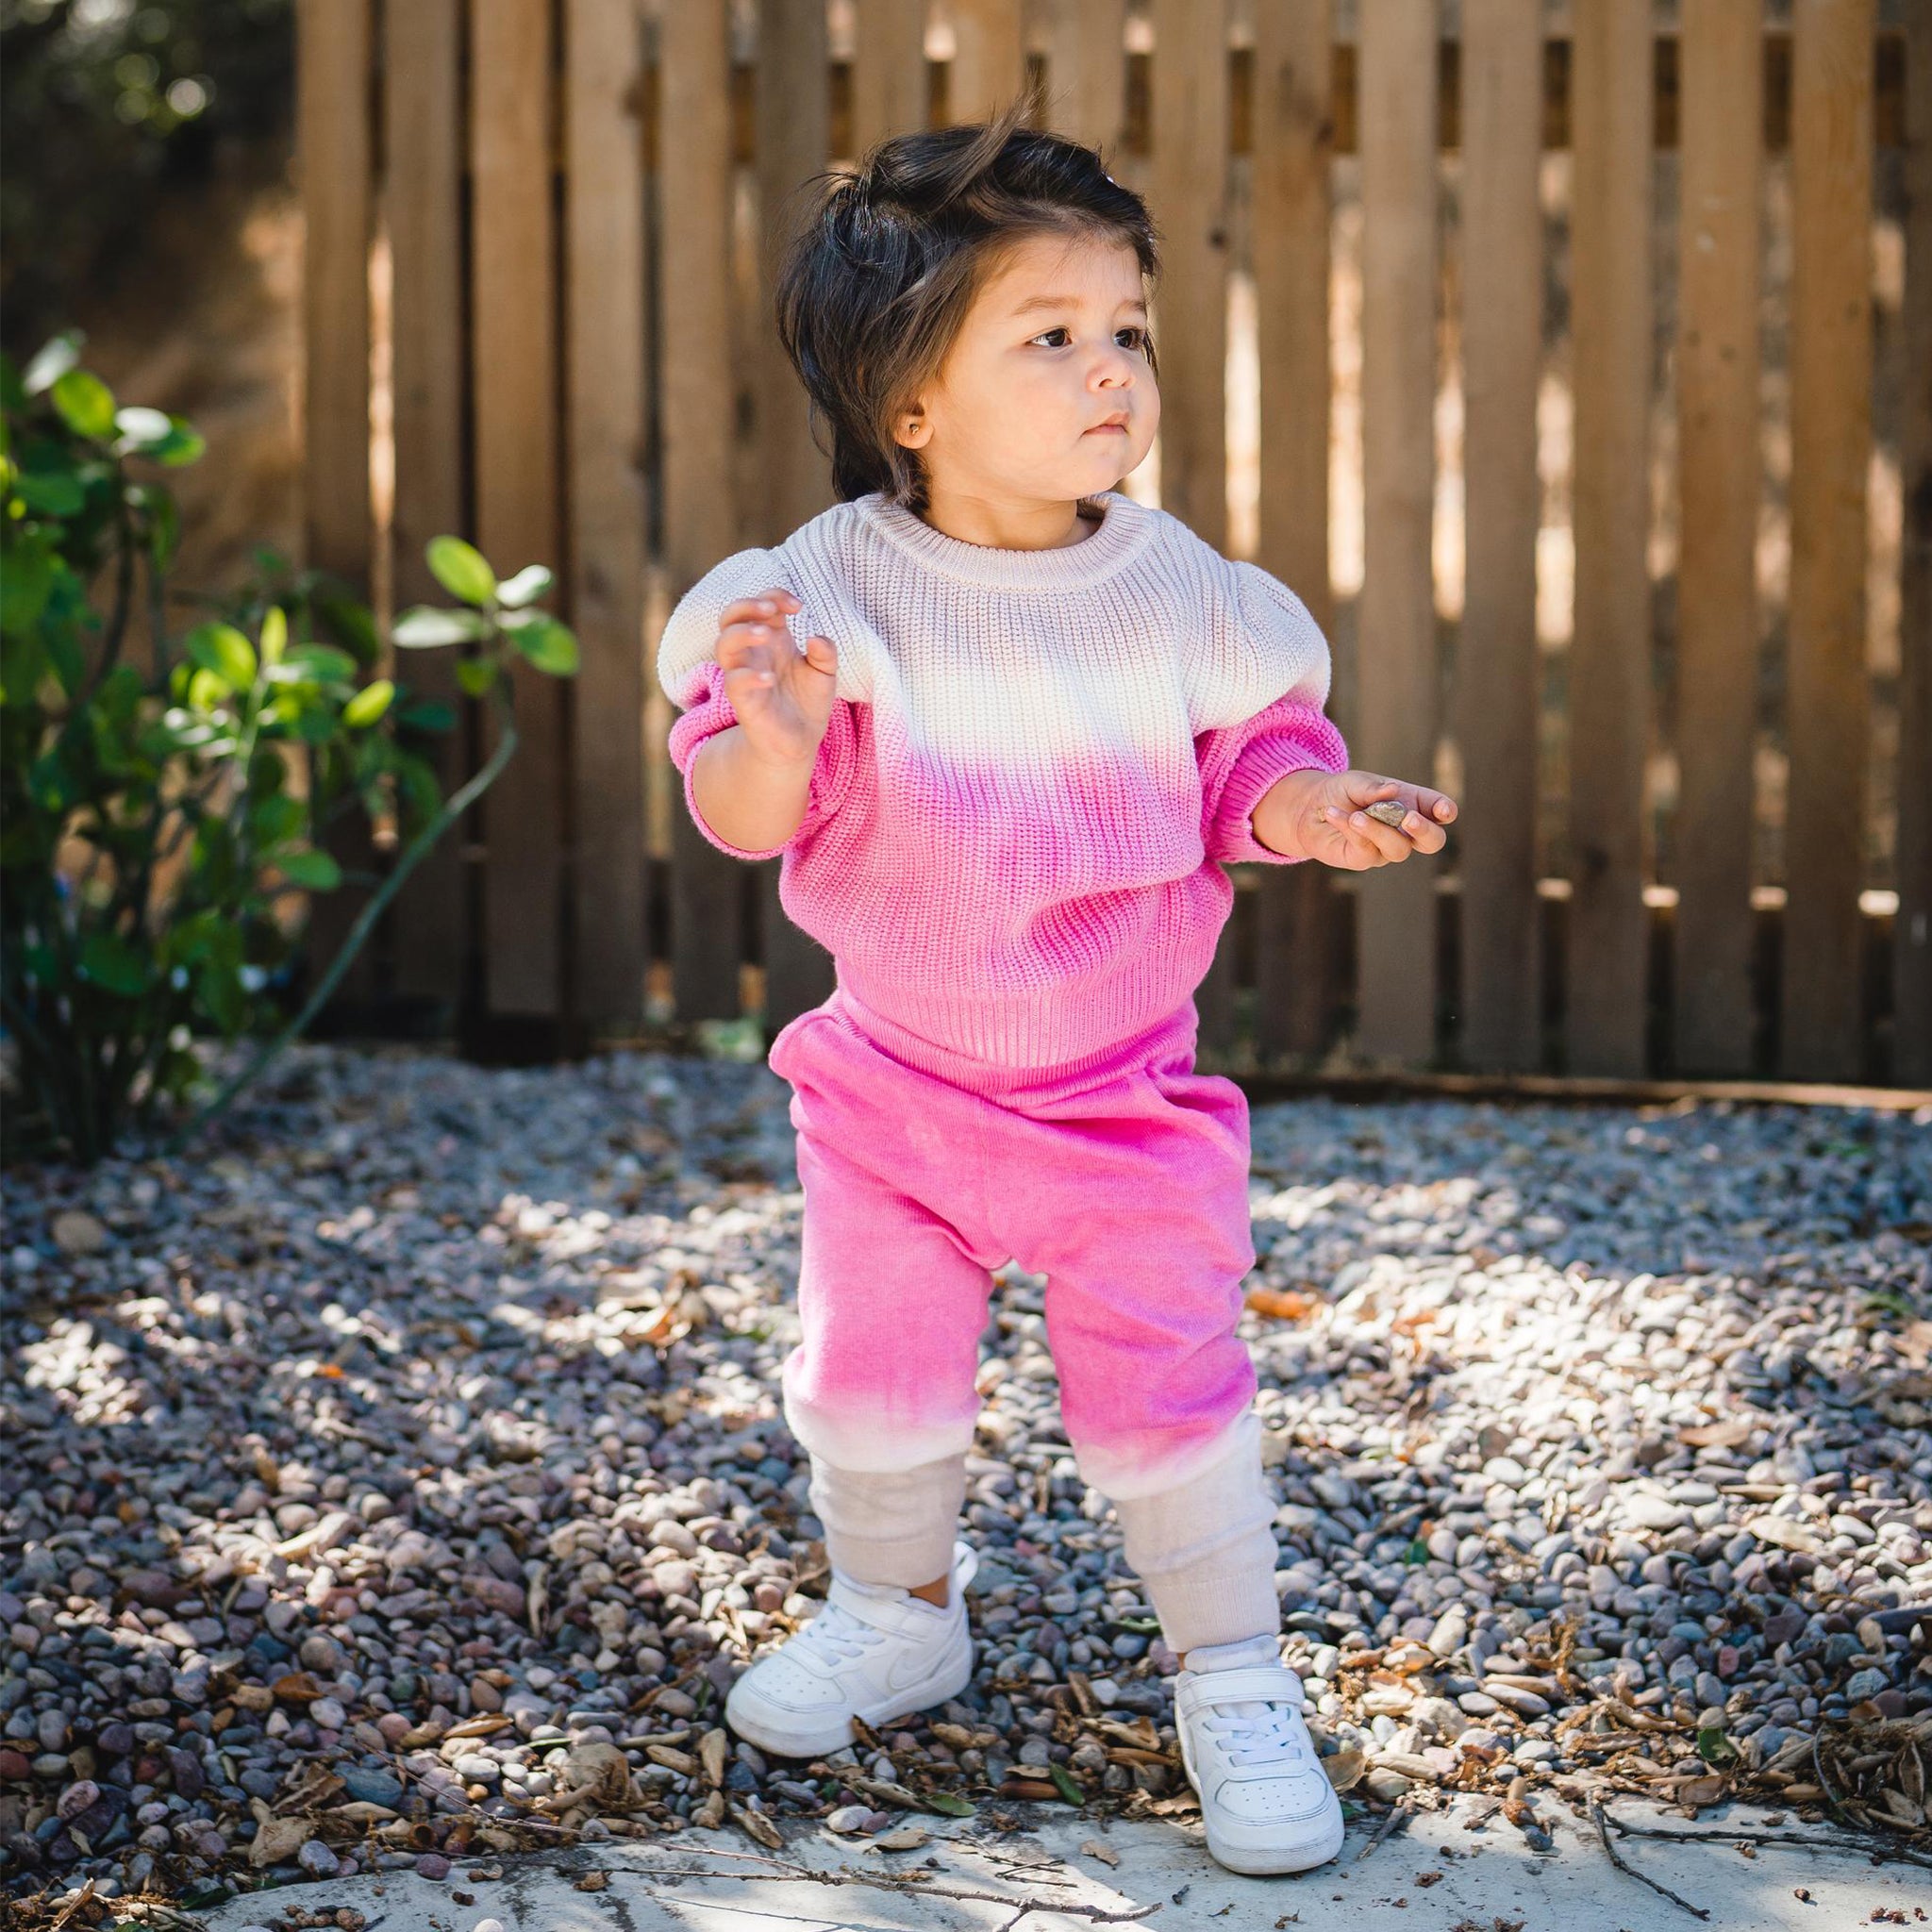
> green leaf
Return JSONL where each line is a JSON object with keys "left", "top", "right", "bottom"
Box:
{"left": 22, "top": 331, "right": 82, "bottom": 396}
{"left": 1047, "top": 1762, "right": 1086, "bottom": 1806}
{"left": 1109, "top": 1615, "right": 1161, "bottom": 1635}
{"left": 51, "top": 367, "right": 117, "bottom": 440}
{"left": 341, "top": 678, "right": 394, "bottom": 728}
{"left": 278, "top": 642, "right": 359, "bottom": 686}
{"left": 920, "top": 1791, "right": 975, "bottom": 1817}
{"left": 79, "top": 931, "right": 148, "bottom": 996}
{"left": 514, "top": 618, "right": 580, "bottom": 676}
{"left": 0, "top": 542, "right": 53, "bottom": 634}
{"left": 497, "top": 562, "right": 554, "bottom": 608}
{"left": 150, "top": 420, "right": 207, "bottom": 467}
{"left": 397, "top": 698, "right": 457, "bottom": 734}
{"left": 184, "top": 622, "right": 258, "bottom": 691}
{"left": 12, "top": 469, "right": 86, "bottom": 517}
{"left": 258, "top": 604, "right": 288, "bottom": 666}
{"left": 1406, "top": 1539, "right": 1430, "bottom": 1566}
{"left": 426, "top": 535, "right": 497, "bottom": 606}
{"left": 393, "top": 604, "right": 491, "bottom": 648}
{"left": 248, "top": 793, "right": 305, "bottom": 847}
{"left": 273, "top": 847, "right": 342, "bottom": 891}
{"left": 1695, "top": 1728, "right": 1738, "bottom": 1768}
{"left": 455, "top": 655, "right": 498, "bottom": 699}
{"left": 187, "top": 666, "right": 233, "bottom": 713}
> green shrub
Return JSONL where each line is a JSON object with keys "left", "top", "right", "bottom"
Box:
{"left": 1, "top": 327, "right": 576, "bottom": 1164}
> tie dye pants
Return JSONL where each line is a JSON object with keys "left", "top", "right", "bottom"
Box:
{"left": 764, "top": 982, "right": 1282, "bottom": 1654}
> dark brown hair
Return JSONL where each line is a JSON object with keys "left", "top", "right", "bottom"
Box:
{"left": 773, "top": 94, "right": 1161, "bottom": 510}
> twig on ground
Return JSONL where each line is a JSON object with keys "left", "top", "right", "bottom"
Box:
{"left": 1589, "top": 1792, "right": 1709, "bottom": 1921}
{"left": 1352, "top": 1797, "right": 1413, "bottom": 1865}
{"left": 1596, "top": 1818, "right": 1932, "bottom": 1874}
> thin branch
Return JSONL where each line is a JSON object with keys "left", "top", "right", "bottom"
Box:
{"left": 1589, "top": 1792, "right": 1709, "bottom": 1921}
{"left": 162, "top": 695, "right": 518, "bottom": 1153}
{"left": 1351, "top": 1794, "right": 1411, "bottom": 1865}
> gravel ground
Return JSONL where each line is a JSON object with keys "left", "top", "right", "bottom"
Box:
{"left": 4, "top": 1040, "right": 1930, "bottom": 1916}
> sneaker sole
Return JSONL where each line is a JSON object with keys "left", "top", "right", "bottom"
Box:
{"left": 724, "top": 1636, "right": 975, "bottom": 1760}
{"left": 1177, "top": 1725, "right": 1347, "bottom": 1875}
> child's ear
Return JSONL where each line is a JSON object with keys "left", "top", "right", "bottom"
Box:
{"left": 895, "top": 404, "right": 932, "bottom": 451}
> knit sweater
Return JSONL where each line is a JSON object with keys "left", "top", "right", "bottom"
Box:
{"left": 656, "top": 487, "right": 1351, "bottom": 1072}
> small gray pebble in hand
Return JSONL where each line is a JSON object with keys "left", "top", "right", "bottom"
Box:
{"left": 1362, "top": 799, "right": 1411, "bottom": 830}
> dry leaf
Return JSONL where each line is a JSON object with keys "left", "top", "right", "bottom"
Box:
{"left": 250, "top": 1815, "right": 313, "bottom": 1866}
{"left": 1323, "top": 1748, "right": 1365, "bottom": 1792}
{"left": 1244, "top": 1287, "right": 1316, "bottom": 1322}
{"left": 1080, "top": 1839, "right": 1120, "bottom": 1868}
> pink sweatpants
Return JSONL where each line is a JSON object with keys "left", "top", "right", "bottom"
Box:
{"left": 766, "top": 983, "right": 1281, "bottom": 1652}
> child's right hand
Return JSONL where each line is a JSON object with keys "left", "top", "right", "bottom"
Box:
{"left": 715, "top": 588, "right": 840, "bottom": 770}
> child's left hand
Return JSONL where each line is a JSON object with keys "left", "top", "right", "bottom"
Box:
{"left": 1281, "top": 769, "right": 1457, "bottom": 870}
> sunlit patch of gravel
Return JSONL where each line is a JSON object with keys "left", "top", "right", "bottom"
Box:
{"left": 4, "top": 1043, "right": 1928, "bottom": 1906}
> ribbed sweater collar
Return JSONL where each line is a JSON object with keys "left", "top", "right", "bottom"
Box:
{"left": 853, "top": 489, "right": 1156, "bottom": 591}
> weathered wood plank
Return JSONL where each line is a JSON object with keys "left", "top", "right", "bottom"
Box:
{"left": 472, "top": 0, "right": 564, "bottom": 1022}
{"left": 660, "top": 0, "right": 744, "bottom": 1024}
{"left": 1148, "top": 0, "right": 1231, "bottom": 550}
{"left": 1149, "top": 0, "right": 1235, "bottom": 1046}
{"left": 946, "top": 0, "right": 1028, "bottom": 126}
{"left": 1566, "top": 0, "right": 1653, "bottom": 1076}
{"left": 1457, "top": 0, "right": 1542, "bottom": 1072}
{"left": 756, "top": 0, "right": 838, "bottom": 1032}
{"left": 1781, "top": 0, "right": 1874, "bottom": 1081}
{"left": 851, "top": 0, "right": 930, "bottom": 158}
{"left": 1672, "top": 0, "right": 1761, "bottom": 1075}
{"left": 1041, "top": 0, "right": 1126, "bottom": 156}
{"left": 1251, "top": 0, "right": 1339, "bottom": 1065}
{"left": 1355, "top": 0, "right": 1440, "bottom": 1067}
{"left": 567, "top": 0, "right": 651, "bottom": 1027}
{"left": 1897, "top": 0, "right": 1932, "bottom": 1085}
{"left": 383, "top": 0, "right": 467, "bottom": 1013}
{"left": 296, "top": 0, "right": 380, "bottom": 1012}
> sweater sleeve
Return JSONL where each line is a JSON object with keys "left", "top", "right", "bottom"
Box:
{"left": 657, "top": 546, "right": 859, "bottom": 862}
{"left": 1195, "top": 559, "right": 1351, "bottom": 866}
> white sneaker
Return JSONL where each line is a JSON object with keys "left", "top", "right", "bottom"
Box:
{"left": 1174, "top": 1635, "right": 1345, "bottom": 1874}
{"left": 724, "top": 1541, "right": 978, "bottom": 1758}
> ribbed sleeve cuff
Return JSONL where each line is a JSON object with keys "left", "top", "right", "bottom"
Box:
{"left": 1200, "top": 700, "right": 1350, "bottom": 866}
{"left": 666, "top": 658, "right": 858, "bottom": 861}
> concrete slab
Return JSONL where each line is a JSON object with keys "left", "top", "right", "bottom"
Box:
{"left": 192, "top": 1797, "right": 1927, "bottom": 1932}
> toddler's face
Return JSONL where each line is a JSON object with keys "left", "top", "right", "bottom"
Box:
{"left": 897, "top": 231, "right": 1158, "bottom": 508}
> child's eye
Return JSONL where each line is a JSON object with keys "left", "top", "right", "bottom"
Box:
{"left": 1029, "top": 325, "right": 1150, "bottom": 351}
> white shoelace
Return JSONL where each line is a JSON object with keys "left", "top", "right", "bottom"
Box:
{"left": 1199, "top": 1697, "right": 1311, "bottom": 1770}
{"left": 798, "top": 1599, "right": 891, "bottom": 1667}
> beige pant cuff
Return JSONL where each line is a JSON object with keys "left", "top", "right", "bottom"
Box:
{"left": 1108, "top": 1424, "right": 1282, "bottom": 1655}
{"left": 808, "top": 1451, "right": 966, "bottom": 1589}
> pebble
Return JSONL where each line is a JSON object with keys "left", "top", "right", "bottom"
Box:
{"left": 3, "top": 1043, "right": 1927, "bottom": 1904}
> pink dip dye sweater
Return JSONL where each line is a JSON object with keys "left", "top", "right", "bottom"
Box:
{"left": 655, "top": 488, "right": 1351, "bottom": 1070}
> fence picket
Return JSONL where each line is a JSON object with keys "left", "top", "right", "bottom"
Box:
{"left": 660, "top": 0, "right": 745, "bottom": 1025}
{"left": 1566, "top": 0, "right": 1653, "bottom": 1076}
{"left": 296, "top": 0, "right": 380, "bottom": 1010}
{"left": 382, "top": 0, "right": 468, "bottom": 1015}
{"left": 1672, "top": 0, "right": 1762, "bottom": 1075}
{"left": 1457, "top": 0, "right": 1543, "bottom": 1072}
{"left": 1899, "top": 2, "right": 1932, "bottom": 1086}
{"left": 1357, "top": 0, "right": 1440, "bottom": 1066}
{"left": 1781, "top": 0, "right": 1875, "bottom": 1079}
{"left": 567, "top": 0, "right": 651, "bottom": 1028}
{"left": 1250, "top": 0, "right": 1340, "bottom": 1066}
{"left": 471, "top": 0, "right": 565, "bottom": 1025}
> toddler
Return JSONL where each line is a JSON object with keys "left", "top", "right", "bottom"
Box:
{"left": 654, "top": 101, "right": 1457, "bottom": 1876}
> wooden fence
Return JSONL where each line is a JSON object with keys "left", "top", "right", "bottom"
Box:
{"left": 296, "top": 0, "right": 1929, "bottom": 1088}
